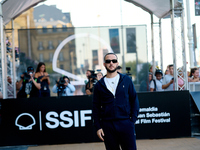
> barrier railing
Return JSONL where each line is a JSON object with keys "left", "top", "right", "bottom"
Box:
{"left": 189, "top": 82, "right": 200, "bottom": 92}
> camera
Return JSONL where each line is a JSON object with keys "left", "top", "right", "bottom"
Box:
{"left": 56, "top": 77, "right": 67, "bottom": 97}
{"left": 89, "top": 70, "right": 98, "bottom": 84}
{"left": 57, "top": 77, "right": 66, "bottom": 85}
{"left": 126, "top": 67, "right": 132, "bottom": 76}
{"left": 21, "top": 72, "right": 31, "bottom": 81}
{"left": 126, "top": 67, "right": 131, "bottom": 71}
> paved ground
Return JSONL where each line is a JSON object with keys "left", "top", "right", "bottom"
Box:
{"left": 1, "top": 137, "right": 199, "bottom": 150}
{"left": 28, "top": 137, "right": 200, "bottom": 150}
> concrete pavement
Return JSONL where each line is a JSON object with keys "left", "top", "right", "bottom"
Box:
{"left": 0, "top": 137, "right": 200, "bottom": 150}
{"left": 27, "top": 137, "right": 200, "bottom": 150}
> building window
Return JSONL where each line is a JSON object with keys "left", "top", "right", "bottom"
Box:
{"left": 48, "top": 41, "right": 54, "bottom": 50}
{"left": 43, "top": 27, "right": 47, "bottom": 33}
{"left": 47, "top": 28, "right": 52, "bottom": 33}
{"left": 60, "top": 64, "right": 64, "bottom": 69}
{"left": 126, "top": 28, "right": 136, "bottom": 53}
{"left": 57, "top": 28, "right": 62, "bottom": 32}
{"left": 62, "top": 25, "right": 67, "bottom": 31}
{"left": 37, "top": 28, "right": 42, "bottom": 33}
{"left": 53, "top": 26, "right": 57, "bottom": 32}
{"left": 59, "top": 52, "right": 64, "bottom": 61}
{"left": 109, "top": 29, "right": 120, "bottom": 54}
{"left": 38, "top": 41, "right": 44, "bottom": 50}
{"left": 58, "top": 40, "right": 62, "bottom": 47}
{"left": 39, "top": 53, "right": 43, "bottom": 62}
{"left": 49, "top": 53, "right": 53, "bottom": 62}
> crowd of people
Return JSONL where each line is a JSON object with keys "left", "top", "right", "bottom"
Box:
{"left": 140, "top": 64, "right": 200, "bottom": 92}
{"left": 2, "top": 60, "right": 200, "bottom": 98}
{"left": 3, "top": 61, "right": 105, "bottom": 98}
{"left": 0, "top": 62, "right": 104, "bottom": 99}
{"left": 3, "top": 62, "right": 75, "bottom": 98}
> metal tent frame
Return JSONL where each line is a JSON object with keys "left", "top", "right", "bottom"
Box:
{"left": 0, "top": 0, "right": 194, "bottom": 98}
{"left": 126, "top": 0, "right": 193, "bottom": 91}
{"left": 0, "top": 0, "right": 45, "bottom": 98}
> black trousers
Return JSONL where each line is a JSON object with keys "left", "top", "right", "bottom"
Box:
{"left": 102, "top": 119, "right": 136, "bottom": 150}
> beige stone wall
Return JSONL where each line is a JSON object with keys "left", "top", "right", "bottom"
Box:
{"left": 5, "top": 7, "right": 73, "bottom": 48}
{"left": 18, "top": 27, "right": 76, "bottom": 74}
{"left": 5, "top": 7, "right": 75, "bottom": 73}
{"left": 5, "top": 8, "right": 35, "bottom": 47}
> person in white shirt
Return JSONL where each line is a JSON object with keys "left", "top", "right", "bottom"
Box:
{"left": 162, "top": 64, "right": 174, "bottom": 91}
{"left": 150, "top": 69, "right": 164, "bottom": 92}
{"left": 52, "top": 76, "right": 75, "bottom": 96}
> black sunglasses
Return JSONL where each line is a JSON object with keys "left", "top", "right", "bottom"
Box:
{"left": 105, "top": 59, "right": 118, "bottom": 63}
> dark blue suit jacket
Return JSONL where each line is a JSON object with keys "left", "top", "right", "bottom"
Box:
{"left": 92, "top": 73, "right": 139, "bottom": 131}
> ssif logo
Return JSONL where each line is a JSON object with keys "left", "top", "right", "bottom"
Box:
{"left": 15, "top": 113, "right": 36, "bottom": 130}
{"left": 15, "top": 110, "right": 92, "bottom": 131}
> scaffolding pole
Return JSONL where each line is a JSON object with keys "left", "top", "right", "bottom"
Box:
{"left": 159, "top": 19, "right": 163, "bottom": 72}
{"left": 12, "top": 20, "right": 16, "bottom": 98}
{"left": 185, "top": 0, "right": 194, "bottom": 68}
{"left": 170, "top": 0, "right": 178, "bottom": 90}
{"left": 180, "top": 4, "right": 188, "bottom": 90}
{"left": 151, "top": 13, "right": 155, "bottom": 74}
{"left": 0, "top": 3, "right": 7, "bottom": 98}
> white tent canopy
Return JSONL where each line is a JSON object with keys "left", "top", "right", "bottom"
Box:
{"left": 1, "top": 0, "right": 182, "bottom": 25}
{"left": 126, "top": 0, "right": 190, "bottom": 91}
{"left": 2, "top": 0, "right": 45, "bottom": 25}
{"left": 125, "top": 0, "right": 180, "bottom": 18}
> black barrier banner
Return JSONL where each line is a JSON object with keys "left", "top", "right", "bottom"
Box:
{"left": 136, "top": 91, "right": 191, "bottom": 139}
{"left": 190, "top": 91, "right": 200, "bottom": 112}
{"left": 0, "top": 91, "right": 191, "bottom": 146}
{"left": 0, "top": 96, "right": 94, "bottom": 146}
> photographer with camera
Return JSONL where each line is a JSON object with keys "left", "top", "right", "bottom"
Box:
{"left": 52, "top": 76, "right": 75, "bottom": 97}
{"left": 17, "top": 66, "right": 41, "bottom": 98}
{"left": 85, "top": 70, "right": 98, "bottom": 95}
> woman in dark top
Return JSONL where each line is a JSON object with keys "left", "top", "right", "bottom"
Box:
{"left": 85, "top": 79, "right": 94, "bottom": 95}
{"left": 35, "top": 62, "right": 50, "bottom": 97}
